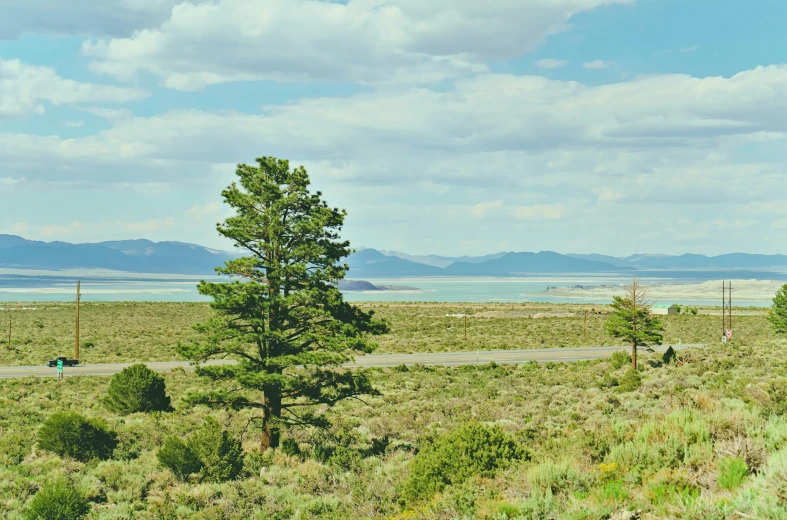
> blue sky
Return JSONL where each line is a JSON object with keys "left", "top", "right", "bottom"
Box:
{"left": 1, "top": 0, "right": 786, "bottom": 256}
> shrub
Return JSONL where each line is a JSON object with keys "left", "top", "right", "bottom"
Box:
{"left": 610, "top": 351, "right": 631, "bottom": 370}
{"left": 280, "top": 438, "right": 301, "bottom": 458}
{"left": 24, "top": 480, "right": 90, "bottom": 520}
{"left": 401, "top": 422, "right": 527, "bottom": 504}
{"left": 103, "top": 364, "right": 171, "bottom": 414}
{"left": 157, "top": 437, "right": 203, "bottom": 481}
{"left": 187, "top": 417, "right": 244, "bottom": 483}
{"left": 717, "top": 457, "right": 747, "bottom": 490}
{"left": 662, "top": 346, "right": 677, "bottom": 365}
{"left": 37, "top": 412, "right": 117, "bottom": 462}
{"left": 617, "top": 368, "right": 642, "bottom": 393}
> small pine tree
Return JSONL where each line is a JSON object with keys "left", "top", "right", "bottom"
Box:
{"left": 769, "top": 284, "right": 787, "bottom": 335}
{"left": 187, "top": 417, "right": 244, "bottom": 483}
{"left": 605, "top": 279, "right": 664, "bottom": 370}
{"left": 37, "top": 412, "right": 117, "bottom": 462}
{"left": 104, "top": 364, "right": 171, "bottom": 414}
{"left": 24, "top": 479, "right": 90, "bottom": 520}
{"left": 157, "top": 437, "right": 203, "bottom": 481}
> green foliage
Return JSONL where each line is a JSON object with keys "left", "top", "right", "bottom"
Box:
{"left": 769, "top": 283, "right": 787, "bottom": 335}
{"left": 178, "top": 157, "right": 389, "bottom": 444}
{"left": 662, "top": 346, "right": 677, "bottom": 364}
{"left": 605, "top": 282, "right": 664, "bottom": 370}
{"left": 401, "top": 422, "right": 527, "bottom": 504}
{"left": 104, "top": 363, "right": 171, "bottom": 414}
{"left": 609, "top": 351, "right": 631, "bottom": 370}
{"left": 24, "top": 480, "right": 90, "bottom": 520}
{"left": 280, "top": 438, "right": 301, "bottom": 458}
{"left": 717, "top": 457, "right": 747, "bottom": 490}
{"left": 674, "top": 304, "right": 682, "bottom": 314}
{"left": 617, "top": 368, "right": 642, "bottom": 393}
{"left": 37, "top": 412, "right": 117, "bottom": 462}
{"left": 187, "top": 417, "right": 244, "bottom": 483}
{"left": 157, "top": 436, "right": 202, "bottom": 481}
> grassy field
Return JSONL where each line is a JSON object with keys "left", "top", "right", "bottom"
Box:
{"left": 2, "top": 337, "right": 787, "bottom": 518}
{"left": 0, "top": 302, "right": 774, "bottom": 365}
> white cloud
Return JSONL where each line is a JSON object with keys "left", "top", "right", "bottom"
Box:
{"left": 771, "top": 219, "right": 787, "bottom": 229}
{"left": 0, "top": 0, "right": 211, "bottom": 38}
{"left": 2, "top": 65, "right": 787, "bottom": 222}
{"left": 0, "top": 59, "right": 149, "bottom": 119}
{"left": 82, "top": 0, "right": 632, "bottom": 90}
{"left": 595, "top": 187, "right": 622, "bottom": 201}
{"left": 514, "top": 204, "right": 565, "bottom": 219}
{"left": 471, "top": 200, "right": 504, "bottom": 217}
{"left": 124, "top": 218, "right": 175, "bottom": 232}
{"left": 534, "top": 59, "right": 568, "bottom": 69}
{"left": 185, "top": 203, "right": 222, "bottom": 219}
{"left": 583, "top": 60, "right": 615, "bottom": 69}
{"left": 63, "top": 120, "right": 85, "bottom": 127}
{"left": 80, "top": 106, "right": 134, "bottom": 123}
{"left": 681, "top": 45, "right": 699, "bottom": 53}
{"left": 40, "top": 221, "right": 82, "bottom": 237}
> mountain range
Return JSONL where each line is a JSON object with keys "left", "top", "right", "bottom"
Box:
{"left": 1, "top": 234, "right": 786, "bottom": 277}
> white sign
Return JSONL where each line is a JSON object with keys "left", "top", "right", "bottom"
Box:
{"left": 722, "top": 336, "right": 727, "bottom": 344}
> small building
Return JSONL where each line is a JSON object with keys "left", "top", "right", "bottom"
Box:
{"left": 652, "top": 304, "right": 679, "bottom": 315}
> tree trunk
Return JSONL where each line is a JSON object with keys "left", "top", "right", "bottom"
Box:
{"left": 631, "top": 343, "right": 637, "bottom": 371}
{"left": 260, "top": 389, "right": 282, "bottom": 451}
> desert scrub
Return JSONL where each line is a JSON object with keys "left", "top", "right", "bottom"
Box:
{"left": 400, "top": 422, "right": 527, "bottom": 504}
{"left": 0, "top": 339, "right": 786, "bottom": 517}
{"left": 37, "top": 412, "right": 117, "bottom": 462}
{"left": 104, "top": 363, "right": 172, "bottom": 414}
{"left": 0, "top": 302, "right": 774, "bottom": 364}
{"left": 24, "top": 479, "right": 90, "bottom": 520}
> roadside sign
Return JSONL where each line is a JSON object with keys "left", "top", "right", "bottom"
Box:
{"left": 722, "top": 336, "right": 727, "bottom": 344}
{"left": 726, "top": 329, "right": 732, "bottom": 340}
{"left": 57, "top": 359, "right": 63, "bottom": 378}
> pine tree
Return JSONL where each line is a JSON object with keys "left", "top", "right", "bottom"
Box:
{"left": 769, "top": 283, "right": 787, "bottom": 335}
{"left": 605, "top": 279, "right": 664, "bottom": 370}
{"left": 178, "top": 157, "right": 388, "bottom": 449}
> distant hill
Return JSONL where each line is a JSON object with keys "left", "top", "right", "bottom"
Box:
{"left": 378, "top": 250, "right": 508, "bottom": 268}
{"left": 443, "top": 251, "right": 636, "bottom": 276}
{"left": 568, "top": 252, "right": 787, "bottom": 270}
{"left": 0, "top": 235, "right": 240, "bottom": 274}
{"left": 345, "top": 249, "right": 443, "bottom": 277}
{"left": 3, "top": 234, "right": 782, "bottom": 278}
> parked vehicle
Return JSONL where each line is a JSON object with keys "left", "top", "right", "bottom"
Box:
{"left": 46, "top": 356, "right": 79, "bottom": 367}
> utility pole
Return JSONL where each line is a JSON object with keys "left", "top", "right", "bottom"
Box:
{"left": 74, "top": 281, "right": 80, "bottom": 361}
{"left": 464, "top": 314, "right": 467, "bottom": 341}
{"left": 729, "top": 281, "right": 732, "bottom": 341}
{"left": 583, "top": 310, "right": 587, "bottom": 340}
{"left": 7, "top": 315, "right": 10, "bottom": 350}
{"left": 722, "top": 281, "right": 726, "bottom": 343}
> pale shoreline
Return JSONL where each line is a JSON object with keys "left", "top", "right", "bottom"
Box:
{"left": 541, "top": 279, "right": 783, "bottom": 301}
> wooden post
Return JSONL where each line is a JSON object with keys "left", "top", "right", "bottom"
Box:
{"left": 464, "top": 314, "right": 467, "bottom": 341}
{"left": 7, "top": 315, "right": 10, "bottom": 350}
{"left": 729, "top": 281, "right": 732, "bottom": 341}
{"left": 74, "top": 281, "right": 80, "bottom": 361}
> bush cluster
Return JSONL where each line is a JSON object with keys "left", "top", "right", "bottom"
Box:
{"left": 37, "top": 412, "right": 117, "bottom": 462}
{"left": 104, "top": 364, "right": 172, "bottom": 414}
{"left": 158, "top": 417, "right": 243, "bottom": 483}
{"left": 401, "top": 422, "right": 527, "bottom": 504}
{"left": 24, "top": 480, "right": 90, "bottom": 520}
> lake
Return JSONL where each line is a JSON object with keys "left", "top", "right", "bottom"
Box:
{"left": 0, "top": 271, "right": 774, "bottom": 307}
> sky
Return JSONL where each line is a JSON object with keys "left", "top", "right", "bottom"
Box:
{"left": 1, "top": 0, "right": 787, "bottom": 257}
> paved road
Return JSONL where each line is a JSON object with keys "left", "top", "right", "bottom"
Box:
{"left": 0, "top": 344, "right": 703, "bottom": 379}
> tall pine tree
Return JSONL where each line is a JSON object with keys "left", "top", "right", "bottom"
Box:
{"left": 179, "top": 157, "right": 388, "bottom": 449}
{"left": 605, "top": 279, "right": 664, "bottom": 370}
